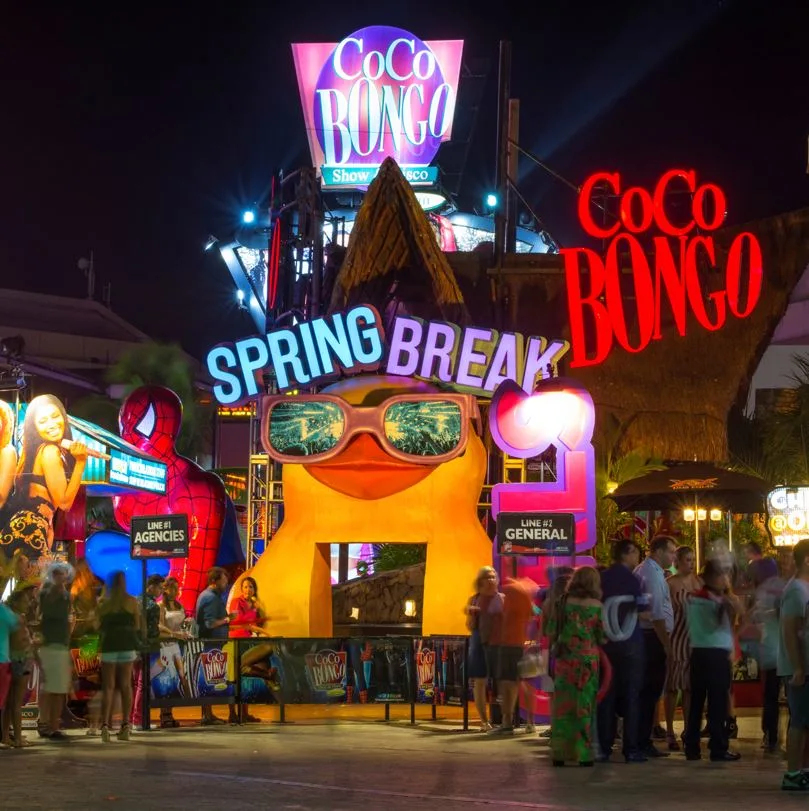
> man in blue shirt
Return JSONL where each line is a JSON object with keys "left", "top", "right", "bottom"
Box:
{"left": 778, "top": 539, "right": 809, "bottom": 791}
{"left": 635, "top": 534, "right": 675, "bottom": 758}
{"left": 195, "top": 567, "right": 232, "bottom": 724}
{"left": 598, "top": 539, "right": 646, "bottom": 763}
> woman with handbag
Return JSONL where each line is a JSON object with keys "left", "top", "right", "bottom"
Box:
{"left": 546, "top": 566, "right": 605, "bottom": 766}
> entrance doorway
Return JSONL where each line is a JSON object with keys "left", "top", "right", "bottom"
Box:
{"left": 330, "top": 543, "right": 426, "bottom": 636}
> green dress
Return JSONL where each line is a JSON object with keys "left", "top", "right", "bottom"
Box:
{"left": 546, "top": 601, "right": 604, "bottom": 764}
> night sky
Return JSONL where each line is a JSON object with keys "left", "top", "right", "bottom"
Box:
{"left": 1, "top": 1, "right": 806, "bottom": 359}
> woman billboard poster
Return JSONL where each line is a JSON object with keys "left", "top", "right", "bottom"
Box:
{"left": 0, "top": 400, "right": 17, "bottom": 511}
{"left": 0, "top": 395, "right": 87, "bottom": 557}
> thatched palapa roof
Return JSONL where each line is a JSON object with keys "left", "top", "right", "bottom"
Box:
{"left": 328, "top": 157, "right": 469, "bottom": 325}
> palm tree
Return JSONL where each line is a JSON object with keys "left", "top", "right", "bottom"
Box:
{"left": 595, "top": 413, "right": 666, "bottom": 562}
{"left": 727, "top": 354, "right": 809, "bottom": 486}
{"left": 71, "top": 342, "right": 212, "bottom": 460}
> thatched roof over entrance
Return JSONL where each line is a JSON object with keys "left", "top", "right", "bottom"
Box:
{"left": 328, "top": 158, "right": 470, "bottom": 325}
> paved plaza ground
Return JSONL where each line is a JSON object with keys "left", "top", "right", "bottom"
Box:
{"left": 0, "top": 713, "right": 801, "bottom": 810}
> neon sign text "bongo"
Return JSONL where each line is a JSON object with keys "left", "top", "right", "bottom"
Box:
{"left": 560, "top": 169, "right": 764, "bottom": 368}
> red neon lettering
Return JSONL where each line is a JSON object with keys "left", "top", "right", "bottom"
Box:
{"left": 619, "top": 187, "right": 654, "bottom": 234}
{"left": 560, "top": 247, "right": 612, "bottom": 368}
{"left": 652, "top": 169, "right": 696, "bottom": 237}
{"left": 692, "top": 183, "right": 727, "bottom": 231}
{"left": 567, "top": 169, "right": 763, "bottom": 365}
{"left": 726, "top": 232, "right": 763, "bottom": 318}
{"left": 578, "top": 172, "right": 620, "bottom": 239}
{"left": 604, "top": 234, "right": 655, "bottom": 353}
{"left": 652, "top": 236, "right": 688, "bottom": 338}
{"left": 685, "top": 236, "right": 726, "bottom": 331}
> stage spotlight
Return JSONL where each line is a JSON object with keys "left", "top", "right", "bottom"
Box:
{"left": 242, "top": 210, "right": 256, "bottom": 225}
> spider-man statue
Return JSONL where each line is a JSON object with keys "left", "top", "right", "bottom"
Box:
{"left": 112, "top": 386, "right": 226, "bottom": 613}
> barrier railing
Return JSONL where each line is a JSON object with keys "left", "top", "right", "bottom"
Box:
{"left": 141, "top": 635, "right": 471, "bottom": 730}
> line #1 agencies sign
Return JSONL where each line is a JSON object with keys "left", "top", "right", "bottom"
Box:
{"left": 130, "top": 514, "right": 189, "bottom": 559}
{"left": 497, "top": 512, "right": 576, "bottom": 556}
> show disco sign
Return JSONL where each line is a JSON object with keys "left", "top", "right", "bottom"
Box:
{"left": 292, "top": 26, "right": 463, "bottom": 187}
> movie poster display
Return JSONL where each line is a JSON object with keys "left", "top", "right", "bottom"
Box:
{"left": 71, "top": 638, "right": 102, "bottom": 700}
{"left": 415, "top": 638, "right": 467, "bottom": 706}
{"left": 149, "top": 640, "right": 233, "bottom": 705}
{"left": 237, "top": 638, "right": 414, "bottom": 705}
{"left": 21, "top": 662, "right": 40, "bottom": 729}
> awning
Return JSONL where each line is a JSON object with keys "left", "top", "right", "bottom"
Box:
{"left": 69, "top": 415, "right": 167, "bottom": 496}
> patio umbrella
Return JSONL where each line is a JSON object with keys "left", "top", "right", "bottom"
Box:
{"left": 608, "top": 462, "right": 771, "bottom": 568}
{"left": 608, "top": 462, "right": 770, "bottom": 514}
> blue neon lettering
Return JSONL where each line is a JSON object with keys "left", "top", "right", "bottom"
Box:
{"left": 234, "top": 337, "right": 270, "bottom": 397}
{"left": 267, "top": 330, "right": 309, "bottom": 389}
{"left": 346, "top": 305, "right": 384, "bottom": 365}
{"left": 312, "top": 313, "right": 354, "bottom": 374}
{"left": 207, "top": 346, "right": 243, "bottom": 405}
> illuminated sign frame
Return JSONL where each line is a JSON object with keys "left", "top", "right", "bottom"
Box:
{"left": 560, "top": 169, "right": 764, "bottom": 368}
{"left": 766, "top": 486, "right": 809, "bottom": 547}
{"left": 206, "top": 305, "right": 569, "bottom": 405}
{"left": 292, "top": 26, "right": 464, "bottom": 187}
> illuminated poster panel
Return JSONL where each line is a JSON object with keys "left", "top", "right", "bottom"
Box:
{"left": 292, "top": 26, "right": 463, "bottom": 187}
{"left": 767, "top": 486, "right": 809, "bottom": 547}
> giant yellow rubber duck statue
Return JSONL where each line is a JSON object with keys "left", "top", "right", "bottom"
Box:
{"left": 231, "top": 375, "right": 492, "bottom": 637}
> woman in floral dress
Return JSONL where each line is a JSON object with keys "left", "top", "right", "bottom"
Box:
{"left": 546, "top": 566, "right": 605, "bottom": 766}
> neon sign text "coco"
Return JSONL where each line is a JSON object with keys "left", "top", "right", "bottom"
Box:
{"left": 206, "top": 305, "right": 569, "bottom": 404}
{"left": 292, "top": 26, "right": 463, "bottom": 172}
{"left": 560, "top": 169, "right": 764, "bottom": 368}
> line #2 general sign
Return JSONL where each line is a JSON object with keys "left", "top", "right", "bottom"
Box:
{"left": 497, "top": 512, "right": 576, "bottom": 556}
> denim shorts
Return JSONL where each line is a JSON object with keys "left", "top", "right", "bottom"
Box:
{"left": 101, "top": 651, "right": 137, "bottom": 664}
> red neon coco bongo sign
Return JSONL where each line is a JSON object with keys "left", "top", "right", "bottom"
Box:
{"left": 560, "top": 169, "right": 764, "bottom": 368}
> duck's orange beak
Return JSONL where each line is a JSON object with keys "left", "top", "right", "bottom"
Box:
{"left": 307, "top": 434, "right": 436, "bottom": 500}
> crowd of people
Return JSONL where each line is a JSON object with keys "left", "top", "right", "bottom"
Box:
{"left": 0, "top": 558, "right": 269, "bottom": 748}
{"left": 466, "top": 535, "right": 809, "bottom": 792}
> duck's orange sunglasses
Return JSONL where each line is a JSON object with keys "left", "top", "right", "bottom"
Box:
{"left": 261, "top": 393, "right": 480, "bottom": 465}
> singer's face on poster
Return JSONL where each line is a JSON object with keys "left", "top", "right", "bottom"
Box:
{"left": 35, "top": 404, "right": 65, "bottom": 443}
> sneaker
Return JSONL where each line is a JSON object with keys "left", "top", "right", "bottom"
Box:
{"left": 117, "top": 725, "right": 131, "bottom": 742}
{"left": 540, "top": 728, "right": 552, "bottom": 739}
{"left": 478, "top": 722, "right": 492, "bottom": 733}
{"left": 726, "top": 718, "right": 739, "bottom": 740}
{"left": 47, "top": 731, "right": 70, "bottom": 741}
{"left": 101, "top": 726, "right": 110, "bottom": 743}
{"left": 782, "top": 772, "right": 809, "bottom": 792}
{"left": 487, "top": 725, "right": 514, "bottom": 735}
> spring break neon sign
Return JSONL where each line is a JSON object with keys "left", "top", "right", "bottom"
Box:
{"left": 560, "top": 169, "right": 764, "bottom": 368}
{"left": 206, "top": 306, "right": 569, "bottom": 405}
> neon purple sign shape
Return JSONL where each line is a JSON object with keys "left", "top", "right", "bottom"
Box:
{"left": 292, "top": 28, "right": 464, "bottom": 171}
{"left": 489, "top": 379, "right": 597, "bottom": 579}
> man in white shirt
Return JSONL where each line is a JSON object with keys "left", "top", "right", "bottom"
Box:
{"left": 635, "top": 535, "right": 676, "bottom": 758}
